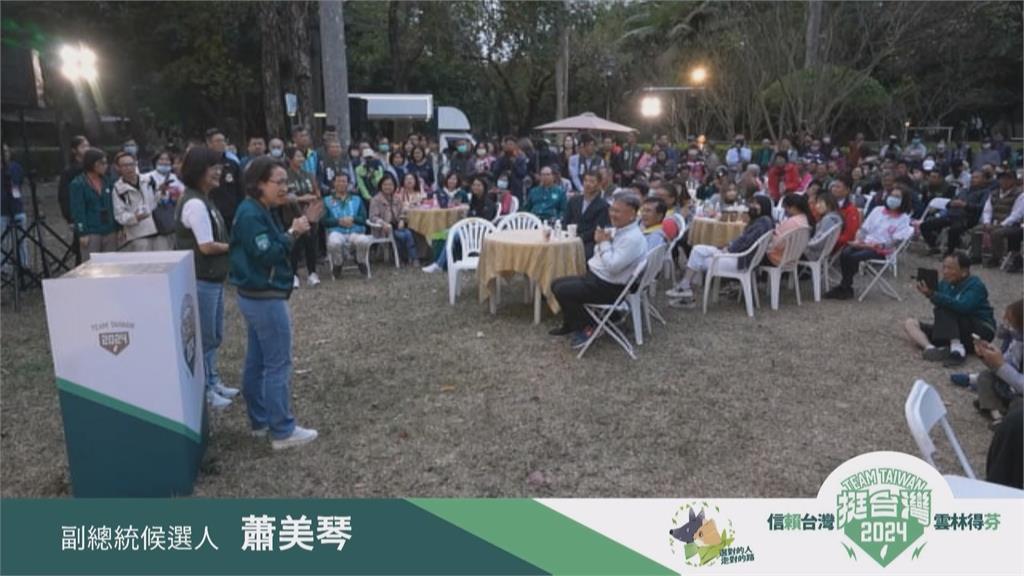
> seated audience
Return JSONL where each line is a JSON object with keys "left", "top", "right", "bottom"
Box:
{"left": 951, "top": 299, "right": 1023, "bottom": 427}
{"left": 562, "top": 171, "right": 610, "bottom": 259}
{"left": 970, "top": 170, "right": 1023, "bottom": 267}
{"left": 829, "top": 175, "right": 861, "bottom": 254}
{"left": 920, "top": 170, "right": 992, "bottom": 255}
{"left": 423, "top": 174, "right": 497, "bottom": 274}
{"left": 321, "top": 172, "right": 372, "bottom": 278}
{"left": 764, "top": 193, "right": 813, "bottom": 266}
{"left": 804, "top": 191, "right": 843, "bottom": 262}
{"left": 986, "top": 404, "right": 1023, "bottom": 489}
{"left": 640, "top": 197, "right": 670, "bottom": 250}
{"left": 368, "top": 173, "right": 418, "bottom": 266}
{"left": 524, "top": 166, "right": 567, "bottom": 221}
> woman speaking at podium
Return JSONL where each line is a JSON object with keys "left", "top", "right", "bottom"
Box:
{"left": 229, "top": 156, "right": 321, "bottom": 451}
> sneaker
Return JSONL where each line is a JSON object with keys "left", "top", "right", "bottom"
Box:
{"left": 271, "top": 426, "right": 319, "bottom": 450}
{"left": 250, "top": 427, "right": 269, "bottom": 438}
{"left": 570, "top": 326, "right": 595, "bottom": 349}
{"left": 307, "top": 273, "right": 321, "bottom": 287}
{"left": 422, "top": 263, "right": 442, "bottom": 273}
{"left": 949, "top": 373, "right": 976, "bottom": 390}
{"left": 548, "top": 324, "right": 574, "bottom": 336}
{"left": 943, "top": 352, "right": 966, "bottom": 367}
{"left": 293, "top": 275, "right": 300, "bottom": 289}
{"left": 206, "top": 390, "right": 232, "bottom": 411}
{"left": 666, "top": 285, "right": 693, "bottom": 299}
{"left": 922, "top": 347, "right": 949, "bottom": 362}
{"left": 668, "top": 297, "right": 697, "bottom": 309}
{"left": 213, "top": 383, "right": 240, "bottom": 398}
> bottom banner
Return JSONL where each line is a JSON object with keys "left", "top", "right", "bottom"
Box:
{"left": 1, "top": 452, "right": 1021, "bottom": 575}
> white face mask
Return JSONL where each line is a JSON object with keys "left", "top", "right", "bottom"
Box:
{"left": 497, "top": 179, "right": 509, "bottom": 189}
{"left": 885, "top": 195, "right": 902, "bottom": 210}
{"left": 270, "top": 148, "right": 284, "bottom": 158}
{"left": 476, "top": 149, "right": 487, "bottom": 157}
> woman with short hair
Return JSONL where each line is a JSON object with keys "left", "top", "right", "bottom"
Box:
{"left": 69, "top": 148, "right": 119, "bottom": 259}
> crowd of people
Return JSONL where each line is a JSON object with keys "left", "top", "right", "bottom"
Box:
{"left": 3, "top": 126, "right": 1021, "bottom": 481}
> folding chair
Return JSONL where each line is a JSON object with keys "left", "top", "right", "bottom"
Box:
{"left": 857, "top": 234, "right": 913, "bottom": 302}
{"left": 630, "top": 244, "right": 667, "bottom": 344}
{"left": 757, "top": 226, "right": 811, "bottom": 310}
{"left": 796, "top": 223, "right": 842, "bottom": 302}
{"left": 577, "top": 257, "right": 649, "bottom": 360}
{"left": 446, "top": 218, "right": 496, "bottom": 305}
{"left": 904, "top": 379, "right": 976, "bottom": 478}
{"left": 702, "top": 231, "right": 773, "bottom": 318}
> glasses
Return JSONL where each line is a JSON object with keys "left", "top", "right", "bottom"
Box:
{"left": 119, "top": 161, "right": 137, "bottom": 168}
{"left": 269, "top": 178, "right": 288, "bottom": 186}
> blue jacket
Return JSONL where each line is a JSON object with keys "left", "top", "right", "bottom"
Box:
{"left": 228, "top": 197, "right": 294, "bottom": 299}
{"left": 727, "top": 215, "right": 774, "bottom": 270}
{"left": 931, "top": 275, "right": 996, "bottom": 329}
{"left": 321, "top": 194, "right": 367, "bottom": 235}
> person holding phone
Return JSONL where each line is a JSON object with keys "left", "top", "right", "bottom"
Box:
{"left": 229, "top": 156, "right": 321, "bottom": 450}
{"left": 964, "top": 299, "right": 1024, "bottom": 429}
{"left": 69, "top": 148, "right": 120, "bottom": 260}
{"left": 903, "top": 253, "right": 996, "bottom": 367}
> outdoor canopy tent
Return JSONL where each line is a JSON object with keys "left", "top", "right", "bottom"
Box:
{"left": 533, "top": 112, "right": 637, "bottom": 134}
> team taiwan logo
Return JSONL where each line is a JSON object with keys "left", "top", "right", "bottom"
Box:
{"left": 98, "top": 332, "right": 130, "bottom": 355}
{"left": 836, "top": 467, "right": 932, "bottom": 567}
{"left": 180, "top": 293, "right": 197, "bottom": 376}
{"left": 669, "top": 501, "right": 750, "bottom": 567}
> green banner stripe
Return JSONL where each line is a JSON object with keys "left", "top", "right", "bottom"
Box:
{"left": 57, "top": 377, "right": 201, "bottom": 444}
{"left": 409, "top": 499, "right": 674, "bottom": 575}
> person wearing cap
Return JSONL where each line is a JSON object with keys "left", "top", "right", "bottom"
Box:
{"left": 970, "top": 170, "right": 1023, "bottom": 268}
{"left": 354, "top": 148, "right": 385, "bottom": 202}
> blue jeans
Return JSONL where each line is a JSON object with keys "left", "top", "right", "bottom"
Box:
{"left": 394, "top": 227, "right": 417, "bottom": 262}
{"left": 196, "top": 280, "right": 224, "bottom": 392}
{"left": 236, "top": 295, "right": 295, "bottom": 439}
{"left": 433, "top": 232, "right": 461, "bottom": 271}
{"left": 0, "top": 213, "right": 29, "bottom": 268}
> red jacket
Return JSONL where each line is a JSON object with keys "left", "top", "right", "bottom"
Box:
{"left": 766, "top": 163, "right": 801, "bottom": 201}
{"left": 834, "top": 200, "right": 861, "bottom": 253}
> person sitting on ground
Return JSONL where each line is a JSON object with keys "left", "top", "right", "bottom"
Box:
{"left": 903, "top": 252, "right": 996, "bottom": 367}
{"left": 422, "top": 174, "right": 497, "bottom": 274}
{"left": 920, "top": 170, "right": 992, "bottom": 256}
{"left": 804, "top": 191, "right": 843, "bottom": 262}
{"left": 368, "top": 173, "right": 418, "bottom": 266}
{"left": 825, "top": 185, "right": 914, "bottom": 300}
{"left": 830, "top": 174, "right": 861, "bottom": 254}
{"left": 763, "top": 193, "right": 813, "bottom": 266}
{"left": 322, "top": 172, "right": 372, "bottom": 278}
{"left": 666, "top": 195, "right": 775, "bottom": 306}
{"left": 950, "top": 299, "right": 1023, "bottom": 428}
{"left": 640, "top": 197, "right": 671, "bottom": 250}
{"left": 550, "top": 193, "right": 647, "bottom": 348}
{"left": 524, "top": 165, "right": 567, "bottom": 222}
{"left": 970, "top": 170, "right": 1023, "bottom": 268}
{"left": 562, "top": 171, "right": 610, "bottom": 260}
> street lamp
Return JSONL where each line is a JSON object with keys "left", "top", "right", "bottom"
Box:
{"left": 60, "top": 44, "right": 98, "bottom": 82}
{"left": 641, "top": 96, "right": 662, "bottom": 118}
{"left": 690, "top": 66, "right": 708, "bottom": 85}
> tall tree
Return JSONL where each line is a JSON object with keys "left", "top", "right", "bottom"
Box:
{"left": 260, "top": 1, "right": 286, "bottom": 139}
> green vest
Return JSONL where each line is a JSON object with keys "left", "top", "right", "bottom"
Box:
{"left": 175, "top": 188, "right": 230, "bottom": 282}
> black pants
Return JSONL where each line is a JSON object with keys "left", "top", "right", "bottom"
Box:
{"left": 837, "top": 246, "right": 884, "bottom": 289}
{"left": 551, "top": 272, "right": 626, "bottom": 331}
{"left": 920, "top": 214, "right": 970, "bottom": 254}
{"left": 986, "top": 404, "right": 1023, "bottom": 489}
{"left": 291, "top": 223, "right": 318, "bottom": 275}
{"left": 919, "top": 307, "right": 995, "bottom": 355}
{"left": 971, "top": 225, "right": 1024, "bottom": 264}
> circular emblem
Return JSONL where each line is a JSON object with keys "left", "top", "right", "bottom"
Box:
{"left": 180, "top": 293, "right": 197, "bottom": 377}
{"left": 224, "top": 172, "right": 234, "bottom": 184}
{"left": 669, "top": 500, "right": 736, "bottom": 568}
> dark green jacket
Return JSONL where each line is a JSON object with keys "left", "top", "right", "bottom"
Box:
{"left": 69, "top": 172, "right": 119, "bottom": 235}
{"left": 229, "top": 197, "right": 294, "bottom": 299}
{"left": 174, "top": 188, "right": 230, "bottom": 282}
{"left": 931, "top": 275, "right": 996, "bottom": 329}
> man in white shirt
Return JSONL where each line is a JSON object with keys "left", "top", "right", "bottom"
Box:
{"left": 550, "top": 192, "right": 647, "bottom": 348}
{"left": 724, "top": 133, "right": 752, "bottom": 173}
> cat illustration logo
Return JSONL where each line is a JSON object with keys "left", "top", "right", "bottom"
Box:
{"left": 669, "top": 501, "right": 745, "bottom": 567}
{"left": 98, "top": 332, "right": 130, "bottom": 355}
{"left": 180, "top": 294, "right": 197, "bottom": 376}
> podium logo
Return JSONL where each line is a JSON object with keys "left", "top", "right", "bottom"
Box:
{"left": 98, "top": 332, "right": 131, "bottom": 355}
{"left": 181, "top": 294, "right": 197, "bottom": 376}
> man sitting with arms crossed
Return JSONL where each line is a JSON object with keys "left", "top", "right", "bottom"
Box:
{"left": 550, "top": 193, "right": 647, "bottom": 349}
{"left": 562, "top": 170, "right": 610, "bottom": 260}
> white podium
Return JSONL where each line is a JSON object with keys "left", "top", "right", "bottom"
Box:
{"left": 43, "top": 251, "right": 207, "bottom": 497}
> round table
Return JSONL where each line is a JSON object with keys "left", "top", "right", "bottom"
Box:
{"left": 405, "top": 206, "right": 469, "bottom": 240}
{"left": 688, "top": 217, "right": 746, "bottom": 248}
{"left": 477, "top": 229, "right": 586, "bottom": 324}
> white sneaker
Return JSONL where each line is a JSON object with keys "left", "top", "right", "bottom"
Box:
{"left": 271, "top": 426, "right": 318, "bottom": 450}
{"left": 666, "top": 285, "right": 693, "bottom": 299}
{"left": 307, "top": 273, "right": 321, "bottom": 287}
{"left": 213, "top": 383, "right": 240, "bottom": 398}
{"left": 293, "top": 275, "right": 300, "bottom": 289}
{"left": 206, "top": 390, "right": 232, "bottom": 411}
{"left": 250, "top": 428, "right": 268, "bottom": 438}
{"left": 421, "top": 263, "right": 441, "bottom": 273}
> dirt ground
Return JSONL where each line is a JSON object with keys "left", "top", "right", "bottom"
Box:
{"left": 2, "top": 183, "right": 1021, "bottom": 498}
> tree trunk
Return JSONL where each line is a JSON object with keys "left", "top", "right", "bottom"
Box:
{"left": 260, "top": 2, "right": 286, "bottom": 139}
{"left": 319, "top": 0, "right": 351, "bottom": 146}
{"left": 804, "top": 0, "right": 823, "bottom": 69}
{"left": 554, "top": 0, "right": 570, "bottom": 119}
{"left": 289, "top": 1, "right": 315, "bottom": 130}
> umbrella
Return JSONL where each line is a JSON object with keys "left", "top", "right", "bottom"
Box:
{"left": 533, "top": 112, "right": 637, "bottom": 134}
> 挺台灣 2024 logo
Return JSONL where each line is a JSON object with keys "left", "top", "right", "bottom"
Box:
{"left": 836, "top": 467, "right": 931, "bottom": 567}
{"left": 669, "top": 501, "right": 753, "bottom": 567}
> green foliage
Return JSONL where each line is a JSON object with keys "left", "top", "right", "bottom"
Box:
{"left": 762, "top": 67, "right": 890, "bottom": 117}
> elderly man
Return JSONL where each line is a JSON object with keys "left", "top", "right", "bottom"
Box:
{"left": 550, "top": 193, "right": 647, "bottom": 348}
{"left": 970, "top": 170, "right": 1023, "bottom": 267}
{"left": 640, "top": 197, "right": 670, "bottom": 250}
{"left": 562, "top": 171, "right": 610, "bottom": 260}
{"left": 524, "top": 165, "right": 567, "bottom": 222}
{"left": 920, "top": 170, "right": 992, "bottom": 255}
{"left": 569, "top": 134, "right": 605, "bottom": 193}
{"left": 904, "top": 253, "right": 996, "bottom": 367}
{"left": 725, "top": 133, "right": 752, "bottom": 172}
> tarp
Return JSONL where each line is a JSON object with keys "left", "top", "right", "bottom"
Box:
{"left": 533, "top": 112, "right": 637, "bottom": 134}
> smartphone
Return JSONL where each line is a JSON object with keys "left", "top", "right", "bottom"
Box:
{"left": 915, "top": 267, "right": 938, "bottom": 291}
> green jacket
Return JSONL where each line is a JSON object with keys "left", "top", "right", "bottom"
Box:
{"left": 524, "top": 184, "right": 567, "bottom": 221}
{"left": 69, "top": 172, "right": 119, "bottom": 235}
{"left": 931, "top": 275, "right": 996, "bottom": 329}
{"left": 228, "top": 198, "right": 294, "bottom": 299}
{"left": 355, "top": 163, "right": 384, "bottom": 202}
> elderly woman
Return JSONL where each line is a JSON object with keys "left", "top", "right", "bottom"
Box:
{"left": 369, "top": 173, "right": 418, "bottom": 265}
{"left": 229, "top": 156, "right": 320, "bottom": 450}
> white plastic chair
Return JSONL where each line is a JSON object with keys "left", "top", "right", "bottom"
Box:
{"left": 857, "top": 234, "right": 913, "bottom": 302}
{"left": 493, "top": 195, "right": 520, "bottom": 225}
{"left": 497, "top": 211, "right": 542, "bottom": 231}
{"left": 631, "top": 244, "right": 668, "bottom": 344}
{"left": 796, "top": 223, "right": 842, "bottom": 302}
{"left": 446, "top": 217, "right": 496, "bottom": 305}
{"left": 661, "top": 213, "right": 688, "bottom": 289}
{"left": 365, "top": 222, "right": 402, "bottom": 272}
{"left": 904, "top": 379, "right": 976, "bottom": 478}
{"left": 702, "top": 231, "right": 773, "bottom": 318}
{"left": 577, "top": 257, "right": 649, "bottom": 360}
{"left": 757, "top": 226, "right": 811, "bottom": 311}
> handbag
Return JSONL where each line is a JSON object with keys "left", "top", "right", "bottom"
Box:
{"left": 152, "top": 201, "right": 177, "bottom": 234}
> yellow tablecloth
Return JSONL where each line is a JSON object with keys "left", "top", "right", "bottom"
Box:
{"left": 688, "top": 217, "right": 746, "bottom": 248}
{"left": 405, "top": 206, "right": 468, "bottom": 239}
{"left": 477, "top": 229, "right": 586, "bottom": 314}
